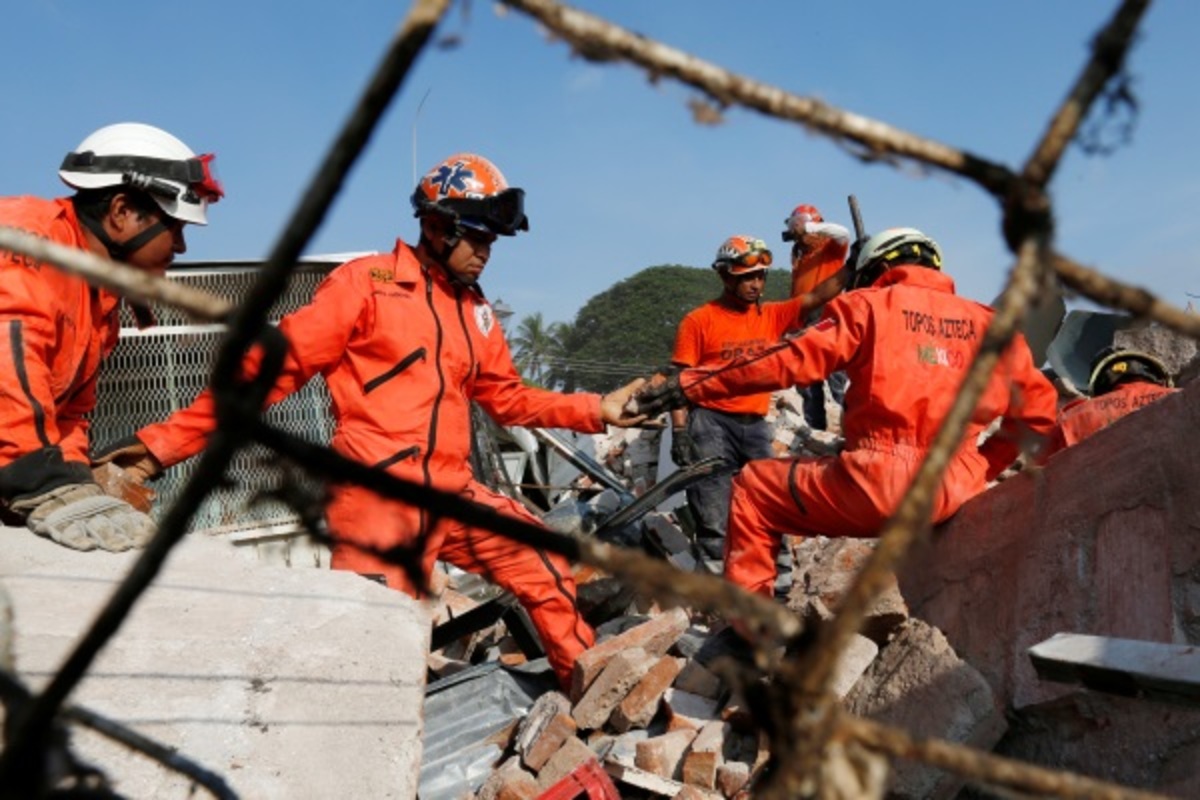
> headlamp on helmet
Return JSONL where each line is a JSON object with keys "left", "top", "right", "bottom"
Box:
{"left": 1087, "top": 346, "right": 1173, "bottom": 397}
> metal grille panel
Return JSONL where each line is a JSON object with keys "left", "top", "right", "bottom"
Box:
{"left": 91, "top": 261, "right": 348, "bottom": 533}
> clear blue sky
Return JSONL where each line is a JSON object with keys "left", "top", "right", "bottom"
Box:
{"left": 5, "top": 2, "right": 1197, "bottom": 326}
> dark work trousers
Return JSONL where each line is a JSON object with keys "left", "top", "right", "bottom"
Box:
{"left": 801, "top": 371, "right": 848, "bottom": 431}
{"left": 685, "top": 406, "right": 775, "bottom": 559}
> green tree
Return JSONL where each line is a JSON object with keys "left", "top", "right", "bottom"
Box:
{"left": 561, "top": 264, "right": 790, "bottom": 392}
{"left": 510, "top": 312, "right": 561, "bottom": 387}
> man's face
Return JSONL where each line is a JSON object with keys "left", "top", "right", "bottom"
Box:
{"left": 721, "top": 269, "right": 767, "bottom": 304}
{"left": 111, "top": 195, "right": 186, "bottom": 275}
{"left": 442, "top": 226, "right": 497, "bottom": 285}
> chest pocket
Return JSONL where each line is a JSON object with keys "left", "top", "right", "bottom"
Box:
{"left": 364, "top": 347, "right": 426, "bottom": 394}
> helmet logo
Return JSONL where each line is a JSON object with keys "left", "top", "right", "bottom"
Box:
{"left": 429, "top": 161, "right": 482, "bottom": 199}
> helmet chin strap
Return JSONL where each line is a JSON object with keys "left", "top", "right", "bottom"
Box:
{"left": 77, "top": 211, "right": 168, "bottom": 262}
{"left": 420, "top": 220, "right": 477, "bottom": 288}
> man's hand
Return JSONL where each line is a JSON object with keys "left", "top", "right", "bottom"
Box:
{"left": 92, "top": 436, "right": 162, "bottom": 483}
{"left": 11, "top": 483, "right": 156, "bottom": 552}
{"left": 601, "top": 377, "right": 649, "bottom": 428}
{"left": 670, "top": 427, "right": 698, "bottom": 467}
{"left": 626, "top": 371, "right": 689, "bottom": 418}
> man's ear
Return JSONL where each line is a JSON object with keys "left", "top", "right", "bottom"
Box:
{"left": 104, "top": 191, "right": 148, "bottom": 236}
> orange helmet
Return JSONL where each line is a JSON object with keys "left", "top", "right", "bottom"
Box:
{"left": 712, "top": 235, "right": 773, "bottom": 275}
{"left": 781, "top": 204, "right": 824, "bottom": 242}
{"left": 411, "top": 153, "right": 528, "bottom": 236}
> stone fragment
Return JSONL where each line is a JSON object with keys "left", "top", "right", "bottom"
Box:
{"left": 845, "top": 618, "right": 1005, "bottom": 800}
{"left": 787, "top": 537, "right": 908, "bottom": 643}
{"left": 611, "top": 655, "right": 685, "bottom": 733}
{"left": 673, "top": 660, "right": 723, "bottom": 699}
{"left": 536, "top": 737, "right": 597, "bottom": 791}
{"left": 715, "top": 761, "right": 751, "bottom": 797}
{"left": 515, "top": 691, "right": 577, "bottom": 772}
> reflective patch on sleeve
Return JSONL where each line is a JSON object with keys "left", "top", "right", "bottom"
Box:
{"left": 813, "top": 317, "right": 836, "bottom": 333}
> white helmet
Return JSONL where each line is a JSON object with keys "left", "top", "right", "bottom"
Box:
{"left": 59, "top": 123, "right": 223, "bottom": 225}
{"left": 853, "top": 227, "right": 942, "bottom": 287}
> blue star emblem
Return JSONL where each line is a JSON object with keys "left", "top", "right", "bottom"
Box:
{"left": 429, "top": 162, "right": 475, "bottom": 198}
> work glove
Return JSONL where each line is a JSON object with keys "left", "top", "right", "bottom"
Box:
{"left": 670, "top": 427, "right": 698, "bottom": 467}
{"left": 91, "top": 436, "right": 162, "bottom": 483}
{"left": 11, "top": 483, "right": 156, "bottom": 552}
{"left": 626, "top": 371, "right": 689, "bottom": 418}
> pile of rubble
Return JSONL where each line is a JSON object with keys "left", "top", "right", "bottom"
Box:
{"left": 423, "top": 533, "right": 1004, "bottom": 799}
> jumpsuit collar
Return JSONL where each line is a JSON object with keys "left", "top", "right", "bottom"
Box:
{"left": 872, "top": 264, "right": 958, "bottom": 294}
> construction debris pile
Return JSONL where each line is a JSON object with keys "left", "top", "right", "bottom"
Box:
{"left": 419, "top": 385, "right": 1006, "bottom": 799}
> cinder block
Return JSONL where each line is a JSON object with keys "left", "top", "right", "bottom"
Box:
{"left": 611, "top": 655, "right": 685, "bottom": 733}
{"left": 571, "top": 607, "right": 691, "bottom": 700}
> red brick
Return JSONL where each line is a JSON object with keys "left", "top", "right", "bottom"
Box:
{"left": 570, "top": 607, "right": 690, "bottom": 700}
{"left": 536, "top": 737, "right": 597, "bottom": 792}
{"left": 680, "top": 720, "right": 727, "bottom": 789}
{"left": 610, "top": 655, "right": 684, "bottom": 733}
{"left": 571, "top": 647, "right": 656, "bottom": 730}
{"left": 516, "top": 691, "right": 576, "bottom": 771}
{"left": 635, "top": 728, "right": 697, "bottom": 780}
{"left": 716, "top": 761, "right": 751, "bottom": 797}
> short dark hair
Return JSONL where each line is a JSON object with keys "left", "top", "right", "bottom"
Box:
{"left": 71, "top": 186, "right": 159, "bottom": 225}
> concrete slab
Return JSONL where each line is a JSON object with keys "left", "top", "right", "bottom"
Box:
{"left": 0, "top": 527, "right": 428, "bottom": 799}
{"left": 1029, "top": 632, "right": 1200, "bottom": 705}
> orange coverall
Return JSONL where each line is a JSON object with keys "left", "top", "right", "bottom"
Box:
{"left": 1043, "top": 381, "right": 1178, "bottom": 457}
{"left": 0, "top": 197, "right": 120, "bottom": 503}
{"left": 679, "top": 265, "right": 1058, "bottom": 596}
{"left": 137, "top": 238, "right": 601, "bottom": 684}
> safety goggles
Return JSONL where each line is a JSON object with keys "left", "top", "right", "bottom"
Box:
{"left": 441, "top": 187, "right": 528, "bottom": 236}
{"left": 61, "top": 151, "right": 225, "bottom": 203}
{"left": 732, "top": 249, "right": 772, "bottom": 269}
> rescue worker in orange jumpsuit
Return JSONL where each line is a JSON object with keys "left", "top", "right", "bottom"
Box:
{"left": 96, "top": 154, "right": 646, "bottom": 688}
{"left": 669, "top": 222, "right": 847, "bottom": 562}
{"left": 784, "top": 204, "right": 850, "bottom": 432}
{"left": 0, "top": 122, "right": 222, "bottom": 552}
{"left": 1041, "top": 346, "right": 1178, "bottom": 458}
{"left": 631, "top": 227, "right": 1058, "bottom": 597}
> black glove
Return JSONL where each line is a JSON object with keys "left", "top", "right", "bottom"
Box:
{"left": 629, "top": 372, "right": 688, "bottom": 418}
{"left": 670, "top": 427, "right": 698, "bottom": 467}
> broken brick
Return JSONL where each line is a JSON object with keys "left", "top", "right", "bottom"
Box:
{"left": 571, "top": 607, "right": 691, "bottom": 700}
{"left": 572, "top": 647, "right": 656, "bottom": 730}
{"left": 635, "top": 728, "right": 697, "bottom": 780}
{"left": 610, "top": 654, "right": 685, "bottom": 733}
{"left": 536, "top": 737, "right": 597, "bottom": 792}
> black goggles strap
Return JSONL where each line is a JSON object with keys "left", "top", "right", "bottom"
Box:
{"left": 61, "top": 152, "right": 208, "bottom": 185}
{"left": 439, "top": 188, "right": 528, "bottom": 234}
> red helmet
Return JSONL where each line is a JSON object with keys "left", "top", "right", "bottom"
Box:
{"left": 411, "top": 153, "right": 528, "bottom": 236}
{"left": 712, "top": 235, "right": 773, "bottom": 275}
{"left": 781, "top": 204, "right": 824, "bottom": 242}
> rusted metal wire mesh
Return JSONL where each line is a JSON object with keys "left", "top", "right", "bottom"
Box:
{"left": 1, "top": 0, "right": 1190, "bottom": 797}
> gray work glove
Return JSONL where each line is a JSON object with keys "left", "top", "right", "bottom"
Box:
{"left": 12, "top": 483, "right": 156, "bottom": 552}
{"left": 671, "top": 427, "right": 698, "bottom": 467}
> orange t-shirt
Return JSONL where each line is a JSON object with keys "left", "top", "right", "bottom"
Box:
{"left": 671, "top": 296, "right": 807, "bottom": 416}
